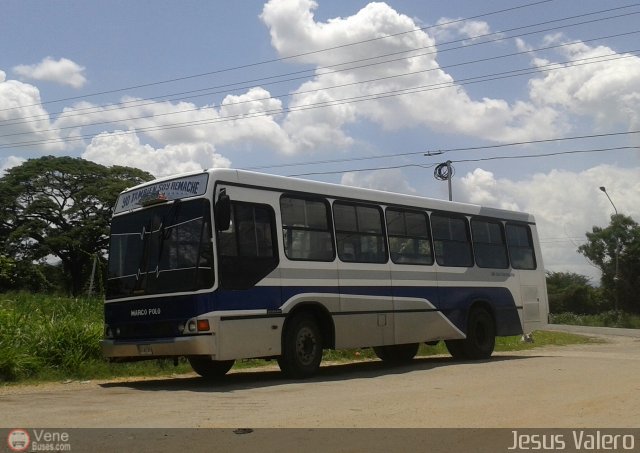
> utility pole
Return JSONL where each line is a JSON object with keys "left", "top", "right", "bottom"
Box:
{"left": 445, "top": 160, "right": 452, "bottom": 201}
{"left": 425, "top": 152, "right": 453, "bottom": 201}
{"left": 87, "top": 254, "right": 97, "bottom": 297}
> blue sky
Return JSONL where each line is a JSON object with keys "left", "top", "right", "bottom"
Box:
{"left": 1, "top": 0, "right": 639, "bottom": 280}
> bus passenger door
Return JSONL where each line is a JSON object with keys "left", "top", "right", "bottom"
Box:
{"left": 213, "top": 184, "right": 283, "bottom": 359}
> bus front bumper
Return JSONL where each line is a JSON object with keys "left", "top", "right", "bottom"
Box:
{"left": 101, "top": 334, "right": 215, "bottom": 359}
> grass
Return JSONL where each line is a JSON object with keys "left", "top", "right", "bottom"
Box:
{"left": 550, "top": 311, "right": 640, "bottom": 329}
{"left": 0, "top": 292, "right": 598, "bottom": 385}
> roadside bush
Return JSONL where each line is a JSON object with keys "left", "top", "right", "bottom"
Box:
{"left": 549, "top": 311, "right": 640, "bottom": 329}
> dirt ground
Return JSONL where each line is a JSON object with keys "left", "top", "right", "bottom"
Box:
{"left": 1, "top": 332, "right": 640, "bottom": 429}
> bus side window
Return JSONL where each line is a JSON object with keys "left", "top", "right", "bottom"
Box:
{"left": 431, "top": 214, "right": 473, "bottom": 267}
{"left": 333, "top": 202, "right": 387, "bottom": 263}
{"left": 218, "top": 201, "right": 279, "bottom": 289}
{"left": 471, "top": 218, "right": 509, "bottom": 269}
{"left": 280, "top": 195, "right": 335, "bottom": 261}
{"left": 386, "top": 208, "right": 433, "bottom": 265}
{"left": 506, "top": 223, "right": 537, "bottom": 270}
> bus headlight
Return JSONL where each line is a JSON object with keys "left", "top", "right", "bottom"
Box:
{"left": 188, "top": 320, "right": 197, "bottom": 333}
{"left": 105, "top": 326, "right": 113, "bottom": 338}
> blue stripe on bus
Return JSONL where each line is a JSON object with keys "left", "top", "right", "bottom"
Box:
{"left": 104, "top": 285, "right": 522, "bottom": 337}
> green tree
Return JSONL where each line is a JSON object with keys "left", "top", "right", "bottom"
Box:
{"left": 0, "top": 156, "right": 153, "bottom": 295}
{"left": 545, "top": 271, "right": 603, "bottom": 314}
{"left": 0, "top": 255, "right": 16, "bottom": 290}
{"left": 578, "top": 214, "right": 640, "bottom": 313}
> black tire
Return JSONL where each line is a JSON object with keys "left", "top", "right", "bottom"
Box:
{"left": 445, "top": 307, "right": 495, "bottom": 360}
{"left": 278, "top": 313, "right": 323, "bottom": 379}
{"left": 188, "top": 356, "right": 235, "bottom": 379}
{"left": 444, "top": 338, "right": 467, "bottom": 360}
{"left": 373, "top": 343, "right": 419, "bottom": 363}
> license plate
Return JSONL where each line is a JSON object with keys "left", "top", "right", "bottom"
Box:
{"left": 138, "top": 344, "right": 153, "bottom": 355}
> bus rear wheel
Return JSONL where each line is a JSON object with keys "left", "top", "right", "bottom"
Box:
{"left": 445, "top": 307, "right": 495, "bottom": 360}
{"left": 188, "top": 356, "right": 235, "bottom": 379}
{"left": 373, "top": 343, "right": 419, "bottom": 363}
{"left": 278, "top": 313, "right": 323, "bottom": 379}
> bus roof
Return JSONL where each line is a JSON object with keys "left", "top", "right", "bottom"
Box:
{"left": 116, "top": 168, "right": 535, "bottom": 223}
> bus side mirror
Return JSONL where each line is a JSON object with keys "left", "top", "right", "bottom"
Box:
{"left": 215, "top": 189, "right": 231, "bottom": 231}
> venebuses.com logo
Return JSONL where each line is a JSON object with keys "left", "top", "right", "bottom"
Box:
{"left": 6, "top": 429, "right": 71, "bottom": 452}
{"left": 6, "top": 429, "right": 30, "bottom": 452}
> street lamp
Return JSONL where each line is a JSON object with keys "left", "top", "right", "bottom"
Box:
{"left": 599, "top": 186, "right": 618, "bottom": 215}
{"left": 599, "top": 186, "right": 619, "bottom": 312}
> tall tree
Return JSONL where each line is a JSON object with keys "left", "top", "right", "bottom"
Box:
{"left": 578, "top": 214, "right": 640, "bottom": 313}
{"left": 545, "top": 271, "right": 602, "bottom": 314}
{"left": 0, "top": 156, "right": 154, "bottom": 295}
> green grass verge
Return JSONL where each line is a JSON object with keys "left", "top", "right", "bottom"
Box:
{"left": 550, "top": 311, "right": 640, "bottom": 329}
{"left": 0, "top": 292, "right": 596, "bottom": 385}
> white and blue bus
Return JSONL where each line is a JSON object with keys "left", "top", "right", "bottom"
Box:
{"left": 101, "top": 169, "right": 548, "bottom": 378}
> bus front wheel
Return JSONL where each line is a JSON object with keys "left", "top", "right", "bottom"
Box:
{"left": 445, "top": 307, "right": 495, "bottom": 360}
{"left": 278, "top": 313, "right": 323, "bottom": 379}
{"left": 188, "top": 356, "right": 235, "bottom": 379}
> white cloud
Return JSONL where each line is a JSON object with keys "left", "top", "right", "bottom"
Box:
{"left": 433, "top": 17, "right": 494, "bottom": 43}
{"left": 341, "top": 169, "right": 416, "bottom": 194}
{"left": 526, "top": 40, "right": 640, "bottom": 130}
{"left": 13, "top": 57, "right": 87, "bottom": 89}
{"left": 55, "top": 88, "right": 293, "bottom": 153}
{"left": 81, "top": 130, "right": 231, "bottom": 177}
{"left": 260, "top": 0, "right": 568, "bottom": 150}
{"left": 0, "top": 156, "right": 26, "bottom": 176}
{"left": 0, "top": 71, "right": 65, "bottom": 151}
{"left": 458, "top": 164, "right": 640, "bottom": 281}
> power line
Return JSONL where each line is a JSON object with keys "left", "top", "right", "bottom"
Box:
{"left": 4, "top": 26, "right": 639, "bottom": 131}
{"left": 284, "top": 146, "right": 638, "bottom": 177}
{"left": 4, "top": 32, "right": 638, "bottom": 138}
{"left": 249, "top": 130, "right": 640, "bottom": 170}
{"left": 453, "top": 146, "right": 638, "bottom": 163}
{"left": 2, "top": 1, "right": 637, "bottom": 125}
{"left": 0, "top": 0, "right": 559, "bottom": 112}
{"left": 0, "top": 50, "right": 636, "bottom": 150}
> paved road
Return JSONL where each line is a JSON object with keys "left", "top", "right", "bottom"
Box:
{"left": 1, "top": 329, "right": 639, "bottom": 431}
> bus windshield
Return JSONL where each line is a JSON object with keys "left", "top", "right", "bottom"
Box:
{"left": 106, "top": 198, "right": 214, "bottom": 300}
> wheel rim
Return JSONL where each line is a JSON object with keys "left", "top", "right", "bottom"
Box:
{"left": 296, "top": 326, "right": 317, "bottom": 366}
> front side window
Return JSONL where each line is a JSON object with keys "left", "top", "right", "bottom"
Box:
{"left": 506, "top": 223, "right": 536, "bottom": 270}
{"left": 386, "top": 208, "right": 433, "bottom": 265}
{"left": 431, "top": 213, "right": 474, "bottom": 267}
{"left": 471, "top": 219, "right": 509, "bottom": 269}
{"left": 280, "top": 196, "right": 334, "bottom": 261}
{"left": 218, "top": 202, "right": 278, "bottom": 289}
{"left": 333, "top": 202, "right": 387, "bottom": 263}
{"left": 107, "top": 199, "right": 214, "bottom": 299}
